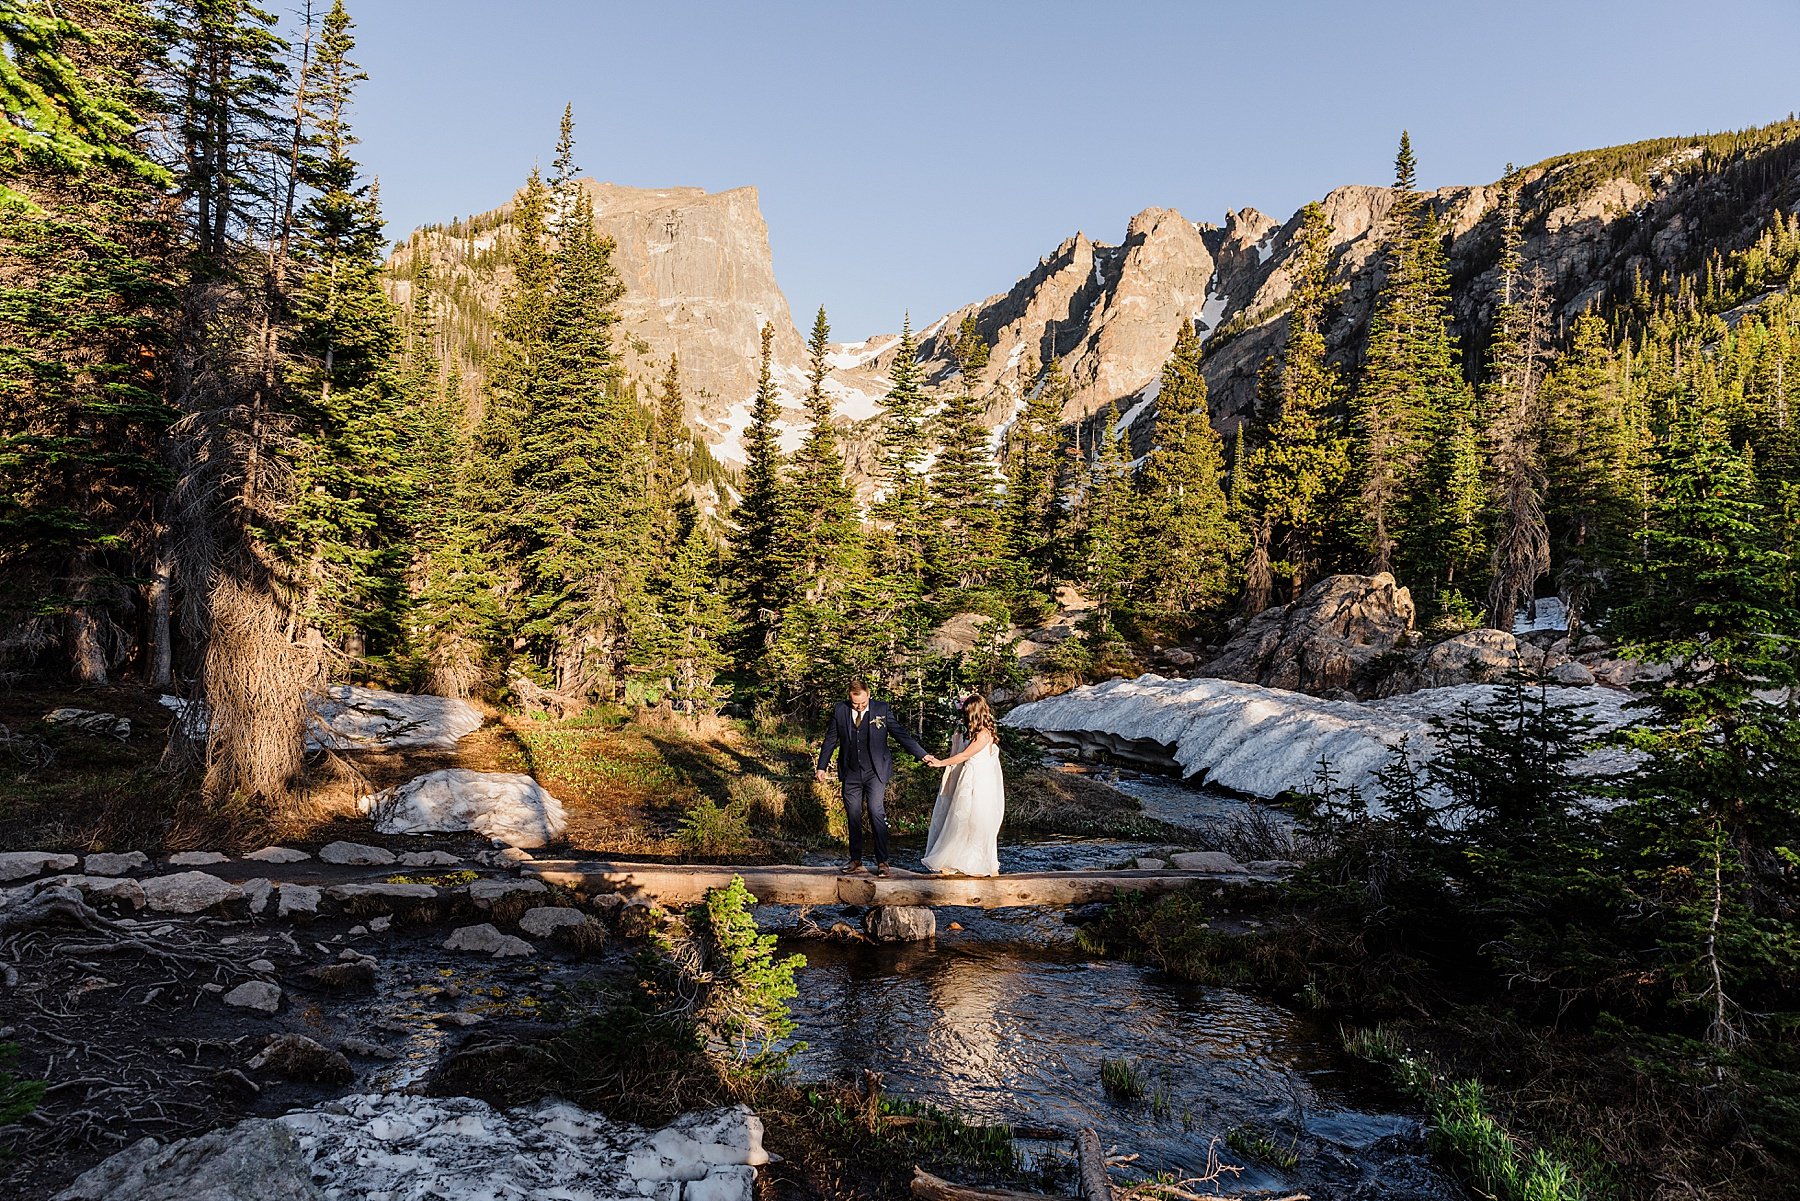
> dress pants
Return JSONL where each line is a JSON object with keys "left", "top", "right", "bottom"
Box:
{"left": 840, "top": 770, "right": 889, "bottom": 865}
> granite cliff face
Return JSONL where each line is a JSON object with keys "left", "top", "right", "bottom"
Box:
{"left": 391, "top": 123, "right": 1800, "bottom": 471}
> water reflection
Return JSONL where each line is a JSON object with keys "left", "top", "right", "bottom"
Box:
{"left": 784, "top": 923, "right": 1456, "bottom": 1199}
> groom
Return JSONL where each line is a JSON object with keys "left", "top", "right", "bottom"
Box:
{"left": 815, "top": 680, "right": 939, "bottom": 877}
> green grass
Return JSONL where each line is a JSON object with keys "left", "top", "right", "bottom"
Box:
{"left": 1100, "top": 1056, "right": 1149, "bottom": 1100}
{"left": 1224, "top": 1123, "right": 1300, "bottom": 1170}
{"left": 1344, "top": 1025, "right": 1588, "bottom": 1201}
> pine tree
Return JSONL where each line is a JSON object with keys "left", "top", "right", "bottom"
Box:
{"left": 1006, "top": 355, "right": 1069, "bottom": 586}
{"left": 647, "top": 353, "right": 694, "bottom": 543}
{"left": 282, "top": 0, "right": 413, "bottom": 660}
{"left": 1480, "top": 171, "right": 1554, "bottom": 630}
{"left": 1132, "top": 321, "right": 1242, "bottom": 623}
{"left": 1542, "top": 313, "right": 1639, "bottom": 630}
{"left": 513, "top": 186, "right": 637, "bottom": 696}
{"left": 0, "top": 0, "right": 174, "bottom": 684}
{"left": 1082, "top": 402, "right": 1135, "bottom": 628}
{"left": 1241, "top": 200, "right": 1353, "bottom": 605}
{"left": 873, "top": 315, "right": 932, "bottom": 582}
{"left": 1352, "top": 132, "right": 1482, "bottom": 615}
{"left": 1609, "top": 405, "right": 1800, "bottom": 1046}
{"left": 789, "top": 305, "right": 858, "bottom": 591}
{"left": 637, "top": 525, "right": 730, "bottom": 713}
{"left": 729, "top": 323, "right": 798, "bottom": 664}
{"left": 928, "top": 314, "right": 1005, "bottom": 592}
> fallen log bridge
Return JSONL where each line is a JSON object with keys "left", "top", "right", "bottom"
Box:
{"left": 524, "top": 860, "right": 1270, "bottom": 909}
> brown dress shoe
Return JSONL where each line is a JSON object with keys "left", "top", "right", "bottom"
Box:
{"left": 844, "top": 861, "right": 867, "bottom": 876}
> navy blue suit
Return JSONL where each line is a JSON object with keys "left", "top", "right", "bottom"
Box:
{"left": 817, "top": 699, "right": 929, "bottom": 865}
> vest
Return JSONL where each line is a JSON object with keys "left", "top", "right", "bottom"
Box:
{"left": 845, "top": 708, "right": 873, "bottom": 774}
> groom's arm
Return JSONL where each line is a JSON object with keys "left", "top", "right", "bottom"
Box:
{"left": 816, "top": 706, "right": 841, "bottom": 773}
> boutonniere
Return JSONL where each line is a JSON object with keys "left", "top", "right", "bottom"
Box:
{"left": 872, "top": 716, "right": 886, "bottom": 729}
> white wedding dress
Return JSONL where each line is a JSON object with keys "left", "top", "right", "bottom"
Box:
{"left": 921, "top": 731, "right": 1005, "bottom": 877}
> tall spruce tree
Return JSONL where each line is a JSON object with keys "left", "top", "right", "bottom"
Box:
{"left": 0, "top": 0, "right": 174, "bottom": 685}
{"left": 513, "top": 186, "right": 638, "bottom": 696}
{"left": 1006, "top": 354, "right": 1069, "bottom": 586}
{"left": 1543, "top": 313, "right": 1638, "bottom": 629}
{"left": 873, "top": 315, "right": 932, "bottom": 583}
{"left": 283, "top": 0, "right": 413, "bottom": 660}
{"left": 1242, "top": 201, "right": 1353, "bottom": 605}
{"left": 1480, "top": 169, "right": 1554, "bottom": 629}
{"left": 1351, "top": 133, "right": 1482, "bottom": 614}
{"left": 1132, "top": 321, "right": 1241, "bottom": 623}
{"left": 928, "top": 314, "right": 1005, "bottom": 592}
{"left": 729, "top": 323, "right": 798, "bottom": 664}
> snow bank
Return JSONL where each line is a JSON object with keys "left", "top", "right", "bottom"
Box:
{"left": 159, "top": 685, "right": 482, "bottom": 752}
{"left": 1004, "top": 674, "right": 1637, "bottom": 806}
{"left": 359, "top": 769, "right": 567, "bottom": 848}
{"left": 58, "top": 1094, "right": 768, "bottom": 1201}
{"left": 1512, "top": 596, "right": 1570, "bottom": 633}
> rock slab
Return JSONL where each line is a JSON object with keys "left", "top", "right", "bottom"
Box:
{"left": 53, "top": 1120, "right": 322, "bottom": 1201}
{"left": 0, "top": 851, "right": 79, "bottom": 882}
{"left": 1202, "top": 573, "right": 1417, "bottom": 695}
{"left": 318, "top": 840, "right": 396, "bottom": 866}
{"left": 443, "top": 923, "right": 534, "bottom": 957}
{"left": 141, "top": 871, "right": 243, "bottom": 914}
{"left": 358, "top": 768, "right": 568, "bottom": 848}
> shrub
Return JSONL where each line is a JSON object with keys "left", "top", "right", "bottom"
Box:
{"left": 0, "top": 1041, "right": 44, "bottom": 1127}
{"left": 677, "top": 798, "right": 751, "bottom": 857}
{"left": 728, "top": 774, "right": 786, "bottom": 827}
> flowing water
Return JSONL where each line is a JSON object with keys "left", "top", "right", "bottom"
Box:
{"left": 776, "top": 764, "right": 1457, "bottom": 1199}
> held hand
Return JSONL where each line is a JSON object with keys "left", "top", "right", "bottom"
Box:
{"left": 815, "top": 769, "right": 832, "bottom": 783}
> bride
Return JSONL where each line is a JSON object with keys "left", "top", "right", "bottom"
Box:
{"left": 921, "top": 693, "right": 1005, "bottom": 877}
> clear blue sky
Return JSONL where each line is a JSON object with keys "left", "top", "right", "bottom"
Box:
{"left": 350, "top": 0, "right": 1800, "bottom": 341}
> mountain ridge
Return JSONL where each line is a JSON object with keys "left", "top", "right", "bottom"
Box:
{"left": 384, "top": 117, "right": 1800, "bottom": 470}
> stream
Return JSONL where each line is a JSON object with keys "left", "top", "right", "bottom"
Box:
{"left": 776, "top": 764, "right": 1458, "bottom": 1199}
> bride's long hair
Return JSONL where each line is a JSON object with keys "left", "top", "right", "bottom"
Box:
{"left": 961, "top": 693, "right": 997, "bottom": 739}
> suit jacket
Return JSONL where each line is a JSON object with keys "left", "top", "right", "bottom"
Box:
{"left": 816, "top": 699, "right": 929, "bottom": 782}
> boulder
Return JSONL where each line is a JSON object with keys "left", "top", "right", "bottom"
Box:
{"left": 0, "top": 851, "right": 79, "bottom": 882}
{"left": 443, "top": 923, "right": 534, "bottom": 958}
{"left": 1169, "top": 851, "right": 1248, "bottom": 873}
{"left": 862, "top": 906, "right": 936, "bottom": 942}
{"left": 52, "top": 1120, "right": 321, "bottom": 1201}
{"left": 223, "top": 980, "right": 282, "bottom": 1014}
{"left": 1410, "top": 628, "right": 1524, "bottom": 689}
{"left": 317, "top": 841, "right": 395, "bottom": 866}
{"left": 1549, "top": 660, "right": 1597, "bottom": 687}
{"left": 244, "top": 846, "right": 311, "bottom": 864}
{"left": 518, "top": 906, "right": 596, "bottom": 939}
{"left": 168, "top": 851, "right": 230, "bottom": 867}
{"left": 248, "top": 1034, "right": 354, "bottom": 1084}
{"left": 142, "top": 871, "right": 243, "bottom": 915}
{"left": 358, "top": 769, "right": 567, "bottom": 848}
{"left": 300, "top": 960, "right": 377, "bottom": 992}
{"left": 276, "top": 884, "right": 322, "bottom": 920}
{"left": 1201, "top": 573, "right": 1417, "bottom": 695}
{"left": 84, "top": 851, "right": 149, "bottom": 876}
{"left": 467, "top": 878, "right": 548, "bottom": 908}
{"left": 397, "top": 850, "right": 461, "bottom": 867}
{"left": 45, "top": 708, "right": 131, "bottom": 739}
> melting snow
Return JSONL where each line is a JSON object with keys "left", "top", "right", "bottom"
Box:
{"left": 1254, "top": 233, "right": 1277, "bottom": 263}
{"left": 825, "top": 335, "right": 898, "bottom": 370}
{"left": 1114, "top": 378, "right": 1161, "bottom": 436}
{"left": 1196, "top": 292, "right": 1230, "bottom": 341}
{"left": 1512, "top": 596, "right": 1570, "bottom": 634}
{"left": 1005, "top": 674, "right": 1638, "bottom": 808}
